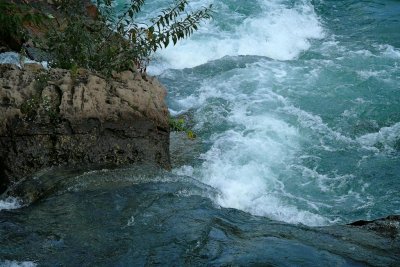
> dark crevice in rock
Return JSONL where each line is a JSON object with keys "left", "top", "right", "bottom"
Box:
{"left": 349, "top": 220, "right": 371, "bottom": 227}
{"left": 0, "top": 159, "right": 10, "bottom": 194}
{"left": 348, "top": 215, "right": 400, "bottom": 238}
{"left": 157, "top": 126, "right": 169, "bottom": 133}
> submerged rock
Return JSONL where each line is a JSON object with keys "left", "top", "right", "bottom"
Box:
{"left": 0, "top": 166, "right": 398, "bottom": 266}
{"left": 0, "top": 64, "right": 170, "bottom": 192}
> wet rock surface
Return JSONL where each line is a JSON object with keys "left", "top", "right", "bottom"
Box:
{"left": 349, "top": 215, "right": 400, "bottom": 239}
{"left": 0, "top": 64, "right": 170, "bottom": 192}
{"left": 0, "top": 166, "right": 399, "bottom": 266}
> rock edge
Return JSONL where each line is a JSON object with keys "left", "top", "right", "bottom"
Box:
{"left": 0, "top": 64, "right": 170, "bottom": 192}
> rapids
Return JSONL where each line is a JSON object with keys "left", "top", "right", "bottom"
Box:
{"left": 150, "top": 0, "right": 400, "bottom": 226}
{"left": 1, "top": 0, "right": 400, "bottom": 265}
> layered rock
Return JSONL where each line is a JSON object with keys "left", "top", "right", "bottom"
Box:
{"left": 0, "top": 64, "right": 170, "bottom": 192}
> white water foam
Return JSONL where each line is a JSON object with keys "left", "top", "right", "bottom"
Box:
{"left": 194, "top": 92, "right": 331, "bottom": 225}
{"left": 379, "top": 44, "right": 400, "bottom": 59}
{"left": 0, "top": 261, "right": 37, "bottom": 267}
{"left": 357, "top": 122, "right": 400, "bottom": 152}
{"left": 282, "top": 105, "right": 400, "bottom": 155}
{"left": 281, "top": 105, "right": 354, "bottom": 144}
{"left": 164, "top": 49, "right": 342, "bottom": 225}
{"left": 149, "top": 0, "right": 324, "bottom": 73}
{"left": 0, "top": 197, "right": 23, "bottom": 211}
{"left": 356, "top": 70, "right": 387, "bottom": 80}
{"left": 163, "top": 51, "right": 389, "bottom": 225}
{"left": 156, "top": 0, "right": 348, "bottom": 225}
{"left": 292, "top": 165, "right": 356, "bottom": 193}
{"left": 0, "top": 52, "right": 48, "bottom": 69}
{"left": 197, "top": 125, "right": 330, "bottom": 226}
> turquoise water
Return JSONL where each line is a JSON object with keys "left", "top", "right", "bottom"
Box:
{"left": 147, "top": 0, "right": 400, "bottom": 226}
{"left": 1, "top": 0, "right": 400, "bottom": 265}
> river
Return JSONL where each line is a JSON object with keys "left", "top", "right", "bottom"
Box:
{"left": 1, "top": 0, "right": 399, "bottom": 265}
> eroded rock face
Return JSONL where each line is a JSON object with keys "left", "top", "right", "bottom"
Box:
{"left": 0, "top": 64, "right": 170, "bottom": 192}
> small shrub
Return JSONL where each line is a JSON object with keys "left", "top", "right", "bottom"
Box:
{"left": 0, "top": 2, "right": 47, "bottom": 49}
{"left": 169, "top": 116, "right": 197, "bottom": 139}
{"left": 44, "top": 0, "right": 212, "bottom": 75}
{"left": 20, "top": 97, "right": 40, "bottom": 121}
{"left": 20, "top": 73, "right": 58, "bottom": 122}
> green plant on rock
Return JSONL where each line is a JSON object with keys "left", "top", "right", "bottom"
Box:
{"left": 41, "top": 95, "right": 60, "bottom": 124}
{"left": 20, "top": 97, "right": 40, "bottom": 121}
{"left": 0, "top": 2, "right": 47, "bottom": 50}
{"left": 45, "top": 0, "right": 212, "bottom": 75}
{"left": 20, "top": 95, "right": 59, "bottom": 123}
{"left": 169, "top": 116, "right": 197, "bottom": 139}
{"left": 20, "top": 73, "right": 48, "bottom": 120}
{"left": 20, "top": 73, "right": 59, "bottom": 122}
{"left": 169, "top": 117, "right": 186, "bottom": 132}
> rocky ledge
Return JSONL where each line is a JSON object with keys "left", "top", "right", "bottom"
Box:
{"left": 0, "top": 64, "right": 170, "bottom": 192}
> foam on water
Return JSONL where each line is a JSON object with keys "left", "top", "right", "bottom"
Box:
{"left": 281, "top": 106, "right": 354, "bottom": 144}
{"left": 0, "top": 197, "right": 23, "bottom": 211}
{"left": 0, "top": 52, "right": 25, "bottom": 66}
{"left": 379, "top": 44, "right": 400, "bottom": 59}
{"left": 357, "top": 70, "right": 387, "bottom": 80}
{"left": 199, "top": 127, "right": 329, "bottom": 226}
{"left": 152, "top": 0, "right": 400, "bottom": 226}
{"left": 163, "top": 47, "right": 399, "bottom": 225}
{"left": 0, "top": 52, "right": 47, "bottom": 68}
{"left": 149, "top": 0, "right": 324, "bottom": 73}
{"left": 0, "top": 261, "right": 37, "bottom": 267}
{"left": 167, "top": 59, "right": 334, "bottom": 225}
{"left": 357, "top": 122, "right": 400, "bottom": 152}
